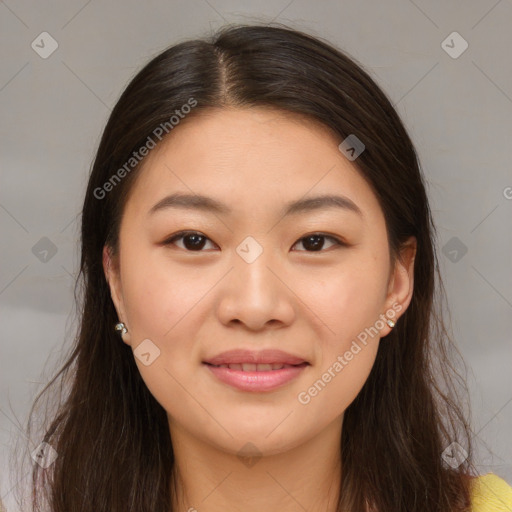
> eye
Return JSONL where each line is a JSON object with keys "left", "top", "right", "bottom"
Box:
{"left": 291, "top": 233, "right": 345, "bottom": 252}
{"left": 163, "top": 231, "right": 217, "bottom": 251}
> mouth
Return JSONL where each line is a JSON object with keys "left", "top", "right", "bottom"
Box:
{"left": 204, "top": 362, "right": 309, "bottom": 371}
{"left": 202, "top": 348, "right": 309, "bottom": 367}
{"left": 201, "top": 349, "right": 310, "bottom": 391}
{"left": 202, "top": 360, "right": 309, "bottom": 392}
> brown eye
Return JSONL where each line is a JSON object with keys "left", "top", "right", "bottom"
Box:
{"left": 292, "top": 234, "right": 344, "bottom": 252}
{"left": 164, "top": 231, "right": 217, "bottom": 251}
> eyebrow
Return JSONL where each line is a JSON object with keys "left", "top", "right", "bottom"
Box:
{"left": 148, "top": 192, "right": 363, "bottom": 218}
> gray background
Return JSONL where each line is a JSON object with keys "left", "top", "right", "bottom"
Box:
{"left": 1, "top": 0, "right": 511, "bottom": 509}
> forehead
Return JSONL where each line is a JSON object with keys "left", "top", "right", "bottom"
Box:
{"left": 123, "top": 107, "right": 383, "bottom": 223}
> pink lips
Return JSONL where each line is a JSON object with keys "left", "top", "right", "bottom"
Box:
{"left": 203, "top": 349, "right": 309, "bottom": 392}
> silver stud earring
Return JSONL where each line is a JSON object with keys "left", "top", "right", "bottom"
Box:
{"left": 115, "top": 322, "right": 128, "bottom": 336}
{"left": 386, "top": 319, "right": 396, "bottom": 328}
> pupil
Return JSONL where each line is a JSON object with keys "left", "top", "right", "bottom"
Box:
{"left": 184, "top": 234, "right": 205, "bottom": 250}
{"left": 303, "top": 235, "right": 323, "bottom": 251}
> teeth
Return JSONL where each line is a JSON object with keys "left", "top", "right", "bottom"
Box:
{"left": 213, "top": 363, "right": 290, "bottom": 371}
{"left": 256, "top": 364, "right": 272, "bottom": 371}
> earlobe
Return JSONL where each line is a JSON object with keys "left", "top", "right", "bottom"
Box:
{"left": 103, "top": 245, "right": 132, "bottom": 345}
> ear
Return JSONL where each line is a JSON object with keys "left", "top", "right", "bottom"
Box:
{"left": 103, "top": 245, "right": 131, "bottom": 345}
{"left": 383, "top": 236, "right": 417, "bottom": 330}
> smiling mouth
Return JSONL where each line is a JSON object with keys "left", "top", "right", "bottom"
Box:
{"left": 204, "top": 362, "right": 309, "bottom": 371}
{"left": 203, "top": 361, "right": 309, "bottom": 392}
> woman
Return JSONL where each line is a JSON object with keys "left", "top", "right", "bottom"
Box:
{"left": 18, "top": 23, "right": 512, "bottom": 511}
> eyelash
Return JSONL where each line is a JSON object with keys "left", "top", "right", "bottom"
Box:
{"left": 163, "top": 230, "right": 346, "bottom": 253}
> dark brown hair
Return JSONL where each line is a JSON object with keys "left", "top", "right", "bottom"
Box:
{"left": 16, "top": 22, "right": 476, "bottom": 511}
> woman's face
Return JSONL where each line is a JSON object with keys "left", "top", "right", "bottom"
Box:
{"left": 104, "top": 107, "right": 416, "bottom": 457}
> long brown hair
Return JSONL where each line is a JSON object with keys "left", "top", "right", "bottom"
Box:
{"left": 15, "top": 23, "right": 476, "bottom": 511}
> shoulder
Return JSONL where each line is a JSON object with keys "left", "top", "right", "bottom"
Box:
{"left": 470, "top": 473, "right": 512, "bottom": 511}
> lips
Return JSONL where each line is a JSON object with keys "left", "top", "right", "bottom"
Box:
{"left": 202, "top": 349, "right": 310, "bottom": 391}
{"left": 202, "top": 348, "right": 309, "bottom": 367}
{"left": 209, "top": 363, "right": 303, "bottom": 371}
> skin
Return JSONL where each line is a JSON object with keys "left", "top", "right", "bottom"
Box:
{"left": 103, "top": 107, "right": 416, "bottom": 512}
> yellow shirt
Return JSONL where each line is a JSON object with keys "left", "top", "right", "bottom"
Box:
{"left": 471, "top": 473, "right": 512, "bottom": 511}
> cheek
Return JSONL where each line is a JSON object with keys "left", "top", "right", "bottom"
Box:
{"left": 300, "top": 259, "right": 388, "bottom": 341}
{"left": 301, "top": 340, "right": 379, "bottom": 419}
{"left": 120, "top": 247, "right": 206, "bottom": 339}
{"left": 295, "top": 255, "right": 387, "bottom": 409}
{"left": 118, "top": 255, "right": 209, "bottom": 410}
{"left": 297, "top": 270, "right": 383, "bottom": 415}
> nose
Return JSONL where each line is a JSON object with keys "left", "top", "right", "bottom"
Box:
{"left": 215, "top": 244, "right": 296, "bottom": 332}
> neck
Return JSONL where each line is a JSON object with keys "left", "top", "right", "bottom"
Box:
{"left": 169, "top": 417, "right": 343, "bottom": 512}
